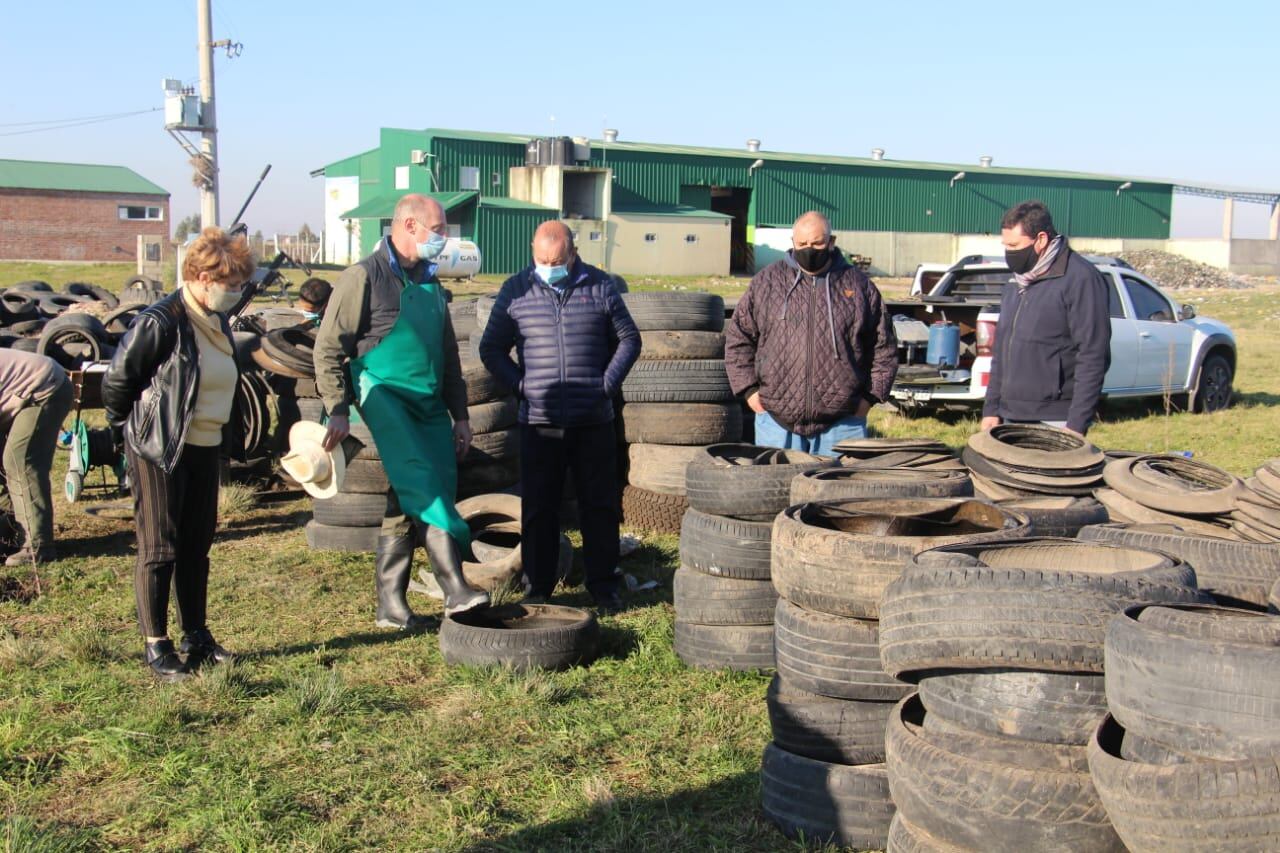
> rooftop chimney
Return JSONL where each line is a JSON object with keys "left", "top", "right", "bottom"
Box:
{"left": 746, "top": 139, "right": 761, "bottom": 152}
{"left": 979, "top": 155, "right": 993, "bottom": 168}
{"left": 871, "top": 148, "right": 885, "bottom": 161}
{"left": 603, "top": 128, "right": 618, "bottom": 143}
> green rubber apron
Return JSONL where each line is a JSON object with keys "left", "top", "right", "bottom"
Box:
{"left": 349, "top": 252, "right": 470, "bottom": 546}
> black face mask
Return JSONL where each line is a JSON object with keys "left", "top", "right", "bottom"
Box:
{"left": 1005, "top": 243, "right": 1040, "bottom": 275}
{"left": 794, "top": 246, "right": 830, "bottom": 273}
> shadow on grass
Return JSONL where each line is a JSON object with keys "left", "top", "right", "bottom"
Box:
{"left": 1236, "top": 391, "right": 1280, "bottom": 408}
{"left": 246, "top": 627, "right": 429, "bottom": 661}
{"left": 56, "top": 508, "right": 311, "bottom": 561}
{"left": 459, "top": 770, "right": 789, "bottom": 853}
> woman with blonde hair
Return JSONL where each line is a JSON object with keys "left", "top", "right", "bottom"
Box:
{"left": 103, "top": 227, "right": 254, "bottom": 681}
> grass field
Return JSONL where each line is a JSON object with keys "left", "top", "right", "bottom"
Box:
{"left": 2, "top": 265, "right": 1279, "bottom": 850}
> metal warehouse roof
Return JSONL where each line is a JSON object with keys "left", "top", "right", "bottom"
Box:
{"left": 416, "top": 128, "right": 1164, "bottom": 186}
{"left": 0, "top": 158, "right": 167, "bottom": 195}
{"left": 478, "top": 197, "right": 557, "bottom": 211}
{"left": 340, "top": 190, "right": 477, "bottom": 220}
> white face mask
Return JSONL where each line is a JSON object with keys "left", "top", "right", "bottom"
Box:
{"left": 205, "top": 283, "right": 241, "bottom": 313}
{"left": 417, "top": 230, "right": 447, "bottom": 261}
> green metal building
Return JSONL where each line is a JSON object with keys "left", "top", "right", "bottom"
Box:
{"left": 316, "top": 128, "right": 1173, "bottom": 276}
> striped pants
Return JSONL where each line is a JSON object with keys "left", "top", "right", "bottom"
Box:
{"left": 127, "top": 443, "right": 220, "bottom": 638}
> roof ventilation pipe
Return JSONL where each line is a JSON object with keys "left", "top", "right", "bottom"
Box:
{"left": 603, "top": 128, "right": 618, "bottom": 143}
{"left": 979, "top": 155, "right": 993, "bottom": 167}
{"left": 871, "top": 148, "right": 885, "bottom": 160}
{"left": 746, "top": 139, "right": 761, "bottom": 152}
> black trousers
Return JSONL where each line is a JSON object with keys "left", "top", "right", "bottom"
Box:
{"left": 519, "top": 421, "right": 619, "bottom": 598}
{"left": 128, "top": 443, "right": 221, "bottom": 638}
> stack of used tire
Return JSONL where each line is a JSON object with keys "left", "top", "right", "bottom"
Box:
{"left": 1097, "top": 453, "right": 1279, "bottom": 543}
{"left": 964, "top": 424, "right": 1109, "bottom": 538}
{"left": 299, "top": 401, "right": 390, "bottom": 553}
{"left": 761, "top": 494, "right": 1029, "bottom": 849}
{"left": 0, "top": 280, "right": 135, "bottom": 368}
{"left": 878, "top": 538, "right": 1207, "bottom": 852}
{"left": 618, "top": 292, "right": 734, "bottom": 534}
{"left": 673, "top": 444, "right": 830, "bottom": 672}
{"left": 455, "top": 298, "right": 521, "bottom": 498}
{"left": 1089, "top": 602, "right": 1280, "bottom": 851}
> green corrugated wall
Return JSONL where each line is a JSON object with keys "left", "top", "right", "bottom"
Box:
{"left": 475, "top": 205, "right": 556, "bottom": 275}
{"left": 430, "top": 138, "right": 526, "bottom": 199}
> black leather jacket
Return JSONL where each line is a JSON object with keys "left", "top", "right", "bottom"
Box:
{"left": 102, "top": 291, "right": 243, "bottom": 472}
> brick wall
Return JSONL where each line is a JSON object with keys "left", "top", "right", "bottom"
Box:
{"left": 0, "top": 188, "right": 170, "bottom": 261}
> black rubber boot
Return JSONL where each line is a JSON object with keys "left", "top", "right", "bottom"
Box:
{"left": 144, "top": 639, "right": 190, "bottom": 683}
{"left": 179, "top": 627, "right": 235, "bottom": 668}
{"left": 422, "top": 525, "right": 490, "bottom": 616}
{"left": 375, "top": 533, "right": 428, "bottom": 630}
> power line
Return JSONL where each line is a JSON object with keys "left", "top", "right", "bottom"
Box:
{"left": 0, "top": 108, "right": 162, "bottom": 137}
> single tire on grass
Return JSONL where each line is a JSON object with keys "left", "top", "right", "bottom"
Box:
{"left": 439, "top": 604, "right": 599, "bottom": 671}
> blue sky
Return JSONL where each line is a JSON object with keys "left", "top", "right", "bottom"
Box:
{"left": 2, "top": 0, "right": 1275, "bottom": 238}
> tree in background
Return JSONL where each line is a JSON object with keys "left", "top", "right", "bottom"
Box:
{"left": 174, "top": 213, "right": 201, "bottom": 241}
{"left": 298, "top": 223, "right": 316, "bottom": 241}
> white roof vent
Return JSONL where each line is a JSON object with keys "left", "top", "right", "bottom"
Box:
{"left": 746, "top": 139, "right": 761, "bottom": 152}
{"left": 603, "top": 128, "right": 618, "bottom": 143}
{"left": 871, "top": 148, "right": 885, "bottom": 161}
{"left": 979, "top": 155, "right": 993, "bottom": 168}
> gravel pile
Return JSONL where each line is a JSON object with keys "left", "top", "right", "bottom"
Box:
{"left": 1118, "top": 250, "right": 1254, "bottom": 290}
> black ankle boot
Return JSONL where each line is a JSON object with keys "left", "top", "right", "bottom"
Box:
{"left": 144, "top": 639, "right": 190, "bottom": 682}
{"left": 375, "top": 533, "right": 428, "bottom": 630}
{"left": 180, "top": 627, "right": 235, "bottom": 668}
{"left": 422, "top": 525, "right": 490, "bottom": 616}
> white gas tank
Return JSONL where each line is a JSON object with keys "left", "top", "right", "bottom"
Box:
{"left": 433, "top": 239, "right": 482, "bottom": 278}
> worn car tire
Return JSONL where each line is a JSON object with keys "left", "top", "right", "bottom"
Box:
{"left": 64, "top": 281, "right": 119, "bottom": 308}
{"left": 1104, "top": 603, "right": 1280, "bottom": 761}
{"left": 461, "top": 358, "right": 509, "bottom": 405}
{"left": 620, "top": 485, "right": 687, "bottom": 535}
{"left": 880, "top": 539, "right": 1202, "bottom": 678}
{"left": 684, "top": 443, "right": 830, "bottom": 520}
{"left": 766, "top": 675, "right": 896, "bottom": 766}
{"left": 1088, "top": 714, "right": 1280, "bottom": 853}
{"left": 456, "top": 460, "right": 519, "bottom": 499}
{"left": 774, "top": 599, "right": 909, "bottom": 701}
{"left": 340, "top": 458, "right": 390, "bottom": 495}
{"left": 790, "top": 467, "right": 973, "bottom": 504}
{"left": 620, "top": 359, "right": 733, "bottom": 403}
{"left": 1104, "top": 454, "right": 1243, "bottom": 516}
{"left": 770, "top": 499, "right": 1031, "bottom": 619}
{"left": 467, "top": 397, "right": 518, "bottom": 434}
{"left": 465, "top": 427, "right": 519, "bottom": 466}
{"left": 312, "top": 491, "right": 386, "bottom": 527}
{"left": 678, "top": 508, "right": 773, "bottom": 580}
{"left": 997, "top": 496, "right": 1109, "bottom": 538}
{"left": 637, "top": 329, "right": 725, "bottom": 360}
{"left": 760, "top": 744, "right": 894, "bottom": 851}
{"left": 439, "top": 604, "right": 598, "bottom": 671}
{"left": 618, "top": 402, "right": 742, "bottom": 445}
{"left": 627, "top": 443, "right": 701, "bottom": 496}
{"left": 621, "top": 292, "right": 725, "bottom": 332}
{"left": 672, "top": 567, "right": 777, "bottom": 626}
{"left": 919, "top": 669, "right": 1107, "bottom": 746}
{"left": 887, "top": 695, "right": 1123, "bottom": 853}
{"left": 304, "top": 520, "right": 378, "bottom": 552}
{"left": 673, "top": 621, "right": 773, "bottom": 671}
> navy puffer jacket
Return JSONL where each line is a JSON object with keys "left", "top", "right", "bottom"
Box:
{"left": 479, "top": 259, "right": 640, "bottom": 427}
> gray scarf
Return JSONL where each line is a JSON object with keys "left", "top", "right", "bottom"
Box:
{"left": 1014, "top": 235, "right": 1064, "bottom": 289}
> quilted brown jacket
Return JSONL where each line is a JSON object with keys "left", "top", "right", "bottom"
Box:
{"left": 725, "top": 250, "right": 898, "bottom": 436}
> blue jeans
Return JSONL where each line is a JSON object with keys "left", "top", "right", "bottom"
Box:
{"left": 754, "top": 412, "right": 867, "bottom": 458}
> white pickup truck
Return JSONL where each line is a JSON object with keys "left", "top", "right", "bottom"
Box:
{"left": 886, "top": 255, "right": 1237, "bottom": 414}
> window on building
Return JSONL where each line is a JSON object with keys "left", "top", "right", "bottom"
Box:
{"left": 491, "top": 171, "right": 502, "bottom": 188}
{"left": 1122, "top": 276, "right": 1174, "bottom": 322}
{"left": 589, "top": 231, "right": 602, "bottom": 242}
{"left": 644, "top": 233, "right": 657, "bottom": 242}
{"left": 459, "top": 167, "right": 480, "bottom": 191}
{"left": 118, "top": 205, "right": 163, "bottom": 221}
{"left": 394, "top": 165, "right": 409, "bottom": 190}
{"left": 685, "top": 234, "right": 698, "bottom": 243}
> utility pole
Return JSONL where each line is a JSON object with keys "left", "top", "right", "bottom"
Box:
{"left": 197, "top": 0, "right": 220, "bottom": 228}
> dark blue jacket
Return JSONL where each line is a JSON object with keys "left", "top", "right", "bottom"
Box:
{"left": 479, "top": 258, "right": 640, "bottom": 427}
{"left": 982, "top": 242, "right": 1112, "bottom": 433}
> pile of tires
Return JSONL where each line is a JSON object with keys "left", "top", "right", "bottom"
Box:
{"left": 0, "top": 279, "right": 135, "bottom": 369}
{"left": 762, "top": 490, "right": 1018, "bottom": 849}
{"left": 963, "top": 423, "right": 1106, "bottom": 499}
{"left": 1089, "top": 603, "right": 1280, "bottom": 851}
{"left": 1233, "top": 457, "right": 1280, "bottom": 542}
{"left": 454, "top": 300, "right": 520, "bottom": 498}
{"left": 618, "top": 291, "right": 735, "bottom": 534}
{"left": 879, "top": 538, "right": 1206, "bottom": 852}
{"left": 299, "top": 401, "right": 389, "bottom": 553}
{"left": 1095, "top": 452, "right": 1250, "bottom": 540}
{"left": 833, "top": 436, "right": 963, "bottom": 470}
{"left": 674, "top": 443, "right": 829, "bottom": 672}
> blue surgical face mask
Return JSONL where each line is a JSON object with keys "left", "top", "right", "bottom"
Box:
{"left": 536, "top": 264, "right": 569, "bottom": 286}
{"left": 417, "top": 231, "right": 447, "bottom": 261}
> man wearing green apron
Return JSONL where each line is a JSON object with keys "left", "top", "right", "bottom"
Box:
{"left": 313, "top": 194, "right": 488, "bottom": 626}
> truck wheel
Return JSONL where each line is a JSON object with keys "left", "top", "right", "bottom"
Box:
{"left": 1194, "top": 353, "right": 1233, "bottom": 413}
